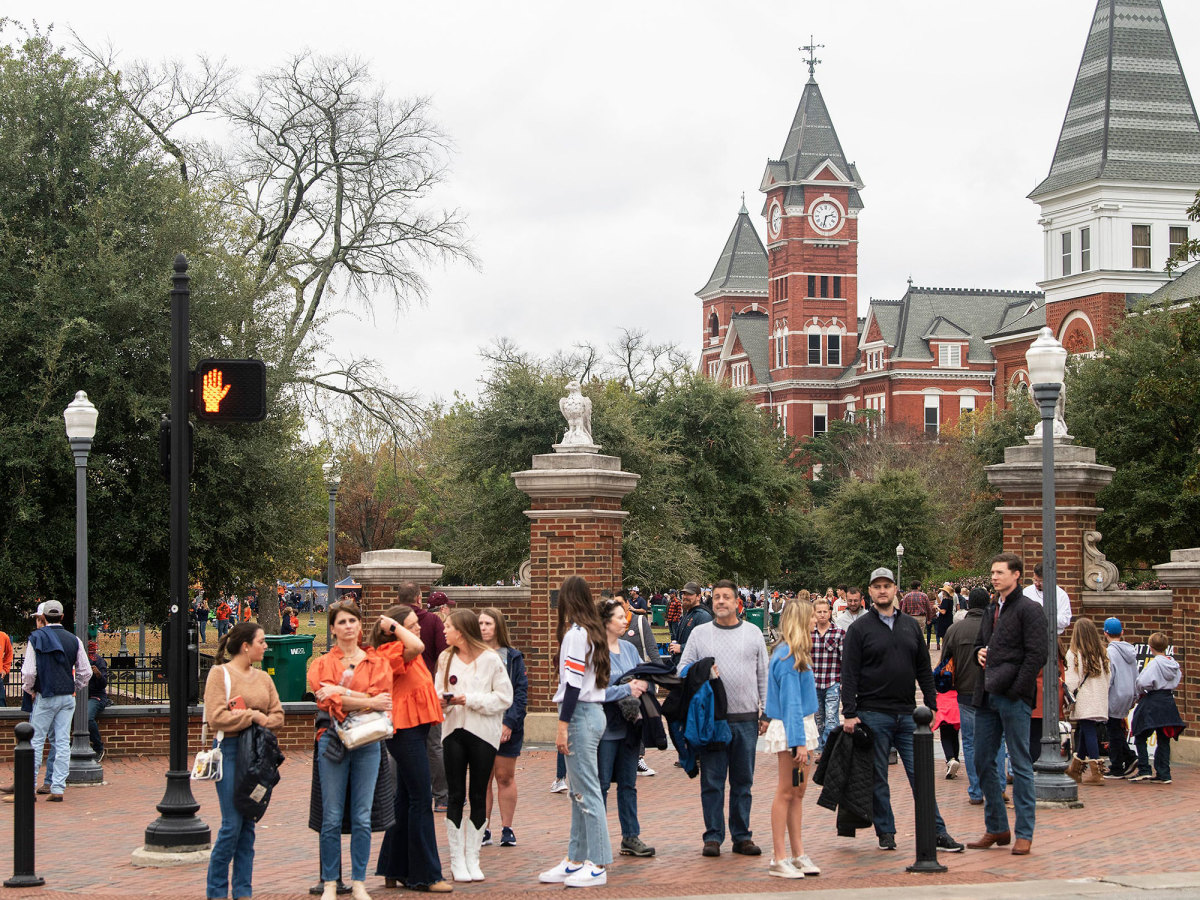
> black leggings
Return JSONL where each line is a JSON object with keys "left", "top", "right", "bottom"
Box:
{"left": 939, "top": 722, "right": 960, "bottom": 761}
{"left": 442, "top": 728, "right": 497, "bottom": 829}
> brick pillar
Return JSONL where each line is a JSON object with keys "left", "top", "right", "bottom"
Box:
{"left": 985, "top": 441, "right": 1115, "bottom": 601}
{"left": 347, "top": 549, "right": 444, "bottom": 622}
{"left": 512, "top": 448, "right": 639, "bottom": 739}
{"left": 1153, "top": 549, "right": 1200, "bottom": 738}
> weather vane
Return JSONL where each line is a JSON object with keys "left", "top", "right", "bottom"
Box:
{"left": 801, "top": 36, "right": 824, "bottom": 78}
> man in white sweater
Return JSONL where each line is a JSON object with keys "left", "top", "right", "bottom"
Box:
{"left": 678, "top": 580, "right": 768, "bottom": 859}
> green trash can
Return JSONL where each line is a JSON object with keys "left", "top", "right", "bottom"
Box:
{"left": 651, "top": 604, "right": 666, "bottom": 627}
{"left": 744, "top": 607, "right": 765, "bottom": 632}
{"left": 262, "top": 634, "right": 315, "bottom": 702}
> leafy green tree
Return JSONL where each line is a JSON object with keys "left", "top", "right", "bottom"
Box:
{"left": 0, "top": 25, "right": 323, "bottom": 634}
{"left": 1069, "top": 302, "right": 1200, "bottom": 569}
{"left": 813, "top": 469, "right": 942, "bottom": 588}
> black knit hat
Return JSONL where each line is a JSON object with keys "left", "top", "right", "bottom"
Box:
{"left": 968, "top": 587, "right": 991, "bottom": 610}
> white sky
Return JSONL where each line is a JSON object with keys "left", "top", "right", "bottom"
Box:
{"left": 14, "top": 1, "right": 1200, "bottom": 407}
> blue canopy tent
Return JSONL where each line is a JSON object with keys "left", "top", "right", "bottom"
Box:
{"left": 282, "top": 578, "right": 329, "bottom": 609}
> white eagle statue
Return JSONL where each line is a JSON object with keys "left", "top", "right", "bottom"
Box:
{"left": 558, "top": 381, "right": 594, "bottom": 447}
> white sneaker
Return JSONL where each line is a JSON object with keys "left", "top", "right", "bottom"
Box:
{"left": 792, "top": 854, "right": 821, "bottom": 875}
{"left": 539, "top": 859, "right": 585, "bottom": 883}
{"left": 768, "top": 858, "right": 804, "bottom": 879}
{"left": 637, "top": 758, "right": 656, "bottom": 777}
{"left": 945, "top": 758, "right": 960, "bottom": 780}
{"left": 549, "top": 778, "right": 569, "bottom": 794}
{"left": 563, "top": 864, "right": 606, "bottom": 888}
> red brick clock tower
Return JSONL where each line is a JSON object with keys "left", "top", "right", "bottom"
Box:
{"left": 759, "top": 43, "right": 864, "bottom": 437}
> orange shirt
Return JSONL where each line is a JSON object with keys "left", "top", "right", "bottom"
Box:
{"left": 375, "top": 641, "right": 443, "bottom": 730}
{"left": 0, "top": 630, "right": 12, "bottom": 677}
{"left": 307, "top": 646, "right": 393, "bottom": 737}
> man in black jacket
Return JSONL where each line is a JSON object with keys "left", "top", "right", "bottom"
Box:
{"left": 841, "top": 567, "right": 964, "bottom": 853}
{"left": 967, "top": 553, "right": 1047, "bottom": 857}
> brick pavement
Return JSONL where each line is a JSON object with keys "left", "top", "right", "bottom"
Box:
{"left": 0, "top": 744, "right": 1196, "bottom": 899}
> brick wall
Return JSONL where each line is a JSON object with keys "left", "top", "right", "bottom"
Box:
{"left": 1172, "top": 585, "right": 1200, "bottom": 732}
{"left": 0, "top": 704, "right": 317, "bottom": 763}
{"left": 998, "top": 488, "right": 1101, "bottom": 601}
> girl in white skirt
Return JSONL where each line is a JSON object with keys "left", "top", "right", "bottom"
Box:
{"left": 763, "top": 599, "right": 820, "bottom": 878}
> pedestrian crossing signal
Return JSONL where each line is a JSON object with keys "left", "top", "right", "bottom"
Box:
{"left": 192, "top": 359, "right": 267, "bottom": 422}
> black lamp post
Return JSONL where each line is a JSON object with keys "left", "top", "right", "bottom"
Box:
{"left": 1026, "top": 327, "right": 1077, "bottom": 804}
{"left": 64, "top": 391, "right": 103, "bottom": 785}
{"left": 323, "top": 460, "right": 341, "bottom": 651}
{"left": 896, "top": 543, "right": 904, "bottom": 588}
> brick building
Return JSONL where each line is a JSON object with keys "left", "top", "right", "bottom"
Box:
{"left": 699, "top": 0, "right": 1200, "bottom": 438}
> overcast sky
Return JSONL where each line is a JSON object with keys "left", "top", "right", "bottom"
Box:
{"left": 14, "top": 1, "right": 1200, "bottom": 408}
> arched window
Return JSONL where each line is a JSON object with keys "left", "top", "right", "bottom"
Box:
{"left": 709, "top": 311, "right": 720, "bottom": 339}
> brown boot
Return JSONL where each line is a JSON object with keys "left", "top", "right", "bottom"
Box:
{"left": 1065, "top": 754, "right": 1085, "bottom": 783}
{"left": 966, "top": 831, "right": 1011, "bottom": 849}
{"left": 1080, "top": 759, "right": 1105, "bottom": 785}
{"left": 1012, "top": 837, "right": 1033, "bottom": 855}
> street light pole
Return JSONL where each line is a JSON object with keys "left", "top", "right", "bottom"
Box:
{"left": 64, "top": 391, "right": 102, "bottom": 785}
{"left": 896, "top": 543, "right": 904, "bottom": 589}
{"left": 323, "top": 461, "right": 341, "bottom": 651}
{"left": 1026, "top": 327, "right": 1077, "bottom": 804}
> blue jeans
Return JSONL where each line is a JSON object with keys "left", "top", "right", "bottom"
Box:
{"left": 197, "top": 619, "right": 208, "bottom": 642}
{"left": 207, "top": 736, "right": 255, "bottom": 899}
{"left": 597, "top": 738, "right": 640, "bottom": 838}
{"left": 1076, "top": 720, "right": 1100, "bottom": 759}
{"left": 958, "top": 701, "right": 1006, "bottom": 803}
{"left": 973, "top": 693, "right": 1035, "bottom": 840}
{"left": 857, "top": 709, "right": 947, "bottom": 838}
{"left": 87, "top": 697, "right": 105, "bottom": 752}
{"left": 217, "top": 619, "right": 230, "bottom": 639}
{"left": 815, "top": 683, "right": 841, "bottom": 753}
{"left": 376, "top": 724, "right": 442, "bottom": 887}
{"left": 562, "top": 702, "right": 611, "bottom": 865}
{"left": 318, "top": 730, "right": 381, "bottom": 882}
{"left": 31, "top": 693, "right": 74, "bottom": 794}
{"left": 697, "top": 719, "right": 758, "bottom": 845}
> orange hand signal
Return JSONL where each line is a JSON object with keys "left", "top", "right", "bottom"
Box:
{"left": 202, "top": 368, "right": 233, "bottom": 413}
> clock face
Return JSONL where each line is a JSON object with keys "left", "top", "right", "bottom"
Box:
{"left": 770, "top": 203, "right": 782, "bottom": 236}
{"left": 811, "top": 201, "right": 841, "bottom": 232}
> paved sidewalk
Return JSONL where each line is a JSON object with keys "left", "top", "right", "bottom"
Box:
{"left": 0, "top": 744, "right": 1195, "bottom": 898}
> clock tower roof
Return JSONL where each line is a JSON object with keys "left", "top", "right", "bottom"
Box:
{"left": 696, "top": 203, "right": 768, "bottom": 300}
{"left": 762, "top": 77, "right": 863, "bottom": 208}
{"left": 1030, "top": 0, "right": 1200, "bottom": 198}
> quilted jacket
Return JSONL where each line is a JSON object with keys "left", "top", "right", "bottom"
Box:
{"left": 813, "top": 721, "right": 876, "bottom": 837}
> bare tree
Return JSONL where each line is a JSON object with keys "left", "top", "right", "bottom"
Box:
{"left": 605, "top": 327, "right": 692, "bottom": 394}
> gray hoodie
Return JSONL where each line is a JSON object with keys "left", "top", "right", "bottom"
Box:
{"left": 1136, "top": 654, "right": 1181, "bottom": 697}
{"left": 1106, "top": 640, "right": 1138, "bottom": 716}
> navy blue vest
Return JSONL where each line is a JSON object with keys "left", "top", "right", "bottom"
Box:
{"left": 30, "top": 626, "right": 79, "bottom": 698}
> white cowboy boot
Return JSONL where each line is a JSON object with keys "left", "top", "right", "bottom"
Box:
{"left": 462, "top": 820, "right": 485, "bottom": 881}
{"left": 445, "top": 820, "right": 471, "bottom": 883}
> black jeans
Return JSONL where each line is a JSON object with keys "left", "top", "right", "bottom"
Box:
{"left": 442, "top": 728, "right": 496, "bottom": 829}
{"left": 1107, "top": 716, "right": 1135, "bottom": 771}
{"left": 939, "top": 722, "right": 959, "bottom": 761}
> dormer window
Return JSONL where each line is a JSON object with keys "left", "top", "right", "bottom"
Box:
{"left": 938, "top": 343, "right": 962, "bottom": 368}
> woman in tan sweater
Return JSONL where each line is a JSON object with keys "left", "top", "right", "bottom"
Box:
{"left": 205, "top": 621, "right": 284, "bottom": 900}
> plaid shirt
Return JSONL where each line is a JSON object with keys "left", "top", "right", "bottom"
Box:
{"left": 666, "top": 596, "right": 683, "bottom": 624}
{"left": 810, "top": 625, "right": 845, "bottom": 689}
{"left": 900, "top": 590, "right": 935, "bottom": 620}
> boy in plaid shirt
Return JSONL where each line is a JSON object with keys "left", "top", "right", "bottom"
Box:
{"left": 810, "top": 598, "right": 845, "bottom": 754}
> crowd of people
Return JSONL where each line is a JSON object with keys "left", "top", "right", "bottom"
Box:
{"left": 0, "top": 556, "right": 1185, "bottom": 898}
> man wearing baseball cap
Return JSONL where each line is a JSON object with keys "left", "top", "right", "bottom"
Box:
{"left": 20, "top": 600, "right": 91, "bottom": 801}
{"left": 840, "top": 567, "right": 964, "bottom": 853}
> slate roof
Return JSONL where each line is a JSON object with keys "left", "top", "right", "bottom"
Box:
{"left": 1031, "top": 0, "right": 1200, "bottom": 198}
{"left": 1141, "top": 262, "right": 1200, "bottom": 305}
{"left": 764, "top": 78, "right": 864, "bottom": 211}
{"left": 696, "top": 203, "right": 768, "bottom": 299}
{"left": 728, "top": 312, "right": 771, "bottom": 385}
{"left": 871, "top": 287, "right": 1044, "bottom": 361}
{"left": 983, "top": 302, "right": 1047, "bottom": 341}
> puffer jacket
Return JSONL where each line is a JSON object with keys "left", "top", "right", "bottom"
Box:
{"left": 235, "top": 723, "right": 285, "bottom": 822}
{"left": 973, "top": 589, "right": 1047, "bottom": 709}
{"left": 1064, "top": 650, "right": 1109, "bottom": 722}
{"left": 813, "top": 721, "right": 876, "bottom": 837}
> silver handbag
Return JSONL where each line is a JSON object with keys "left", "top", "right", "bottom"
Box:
{"left": 334, "top": 710, "right": 393, "bottom": 750}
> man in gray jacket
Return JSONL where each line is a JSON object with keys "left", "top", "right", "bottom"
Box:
{"left": 1103, "top": 617, "right": 1139, "bottom": 779}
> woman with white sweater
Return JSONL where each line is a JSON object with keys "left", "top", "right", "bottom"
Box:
{"left": 1064, "top": 617, "right": 1111, "bottom": 786}
{"left": 435, "top": 609, "right": 514, "bottom": 883}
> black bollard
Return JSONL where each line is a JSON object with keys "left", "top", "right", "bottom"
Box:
{"left": 4, "top": 722, "right": 45, "bottom": 887}
{"left": 906, "top": 706, "right": 947, "bottom": 874}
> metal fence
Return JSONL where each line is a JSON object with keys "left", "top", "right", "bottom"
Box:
{"left": 1, "top": 652, "right": 214, "bottom": 707}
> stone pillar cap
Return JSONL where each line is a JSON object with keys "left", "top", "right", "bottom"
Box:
{"left": 348, "top": 549, "right": 444, "bottom": 585}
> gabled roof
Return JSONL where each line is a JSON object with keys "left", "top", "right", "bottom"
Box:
{"left": 1031, "top": 0, "right": 1200, "bottom": 198}
{"left": 922, "top": 316, "right": 973, "bottom": 340}
{"left": 762, "top": 78, "right": 864, "bottom": 211}
{"left": 872, "top": 287, "right": 1044, "bottom": 361}
{"left": 984, "top": 303, "right": 1047, "bottom": 341}
{"left": 1141, "top": 262, "right": 1200, "bottom": 306}
{"left": 696, "top": 203, "right": 768, "bottom": 299}
{"left": 723, "top": 312, "right": 771, "bottom": 385}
